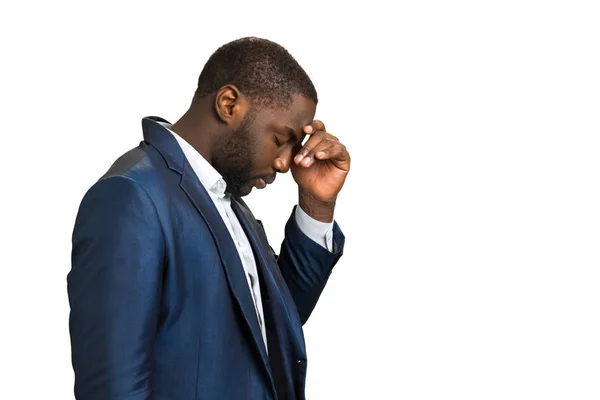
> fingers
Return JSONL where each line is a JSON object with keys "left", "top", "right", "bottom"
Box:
{"left": 295, "top": 131, "right": 349, "bottom": 169}
{"left": 300, "top": 137, "right": 339, "bottom": 168}
{"left": 312, "top": 141, "right": 350, "bottom": 170}
{"left": 294, "top": 130, "right": 330, "bottom": 164}
{"left": 294, "top": 131, "right": 328, "bottom": 164}
{"left": 303, "top": 120, "right": 326, "bottom": 135}
{"left": 315, "top": 142, "right": 349, "bottom": 164}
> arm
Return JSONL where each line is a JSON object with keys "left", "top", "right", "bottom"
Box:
{"left": 293, "top": 201, "right": 334, "bottom": 251}
{"left": 67, "top": 176, "right": 165, "bottom": 400}
{"left": 280, "top": 118, "right": 350, "bottom": 324}
{"left": 277, "top": 206, "right": 345, "bottom": 325}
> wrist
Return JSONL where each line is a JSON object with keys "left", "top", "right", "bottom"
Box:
{"left": 298, "top": 190, "right": 336, "bottom": 223}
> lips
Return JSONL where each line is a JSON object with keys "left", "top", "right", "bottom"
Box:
{"left": 262, "top": 174, "right": 276, "bottom": 185}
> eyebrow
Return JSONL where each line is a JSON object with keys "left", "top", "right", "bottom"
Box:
{"left": 285, "top": 126, "right": 303, "bottom": 144}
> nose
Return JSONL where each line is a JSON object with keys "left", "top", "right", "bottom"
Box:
{"left": 273, "top": 148, "right": 293, "bottom": 173}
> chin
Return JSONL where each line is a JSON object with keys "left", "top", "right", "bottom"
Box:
{"left": 236, "top": 184, "right": 253, "bottom": 197}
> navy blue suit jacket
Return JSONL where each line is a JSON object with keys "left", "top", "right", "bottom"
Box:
{"left": 67, "top": 117, "right": 345, "bottom": 400}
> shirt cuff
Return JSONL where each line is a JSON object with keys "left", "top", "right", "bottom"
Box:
{"left": 294, "top": 204, "right": 334, "bottom": 252}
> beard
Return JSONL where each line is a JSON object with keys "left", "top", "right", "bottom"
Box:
{"left": 211, "top": 111, "right": 258, "bottom": 197}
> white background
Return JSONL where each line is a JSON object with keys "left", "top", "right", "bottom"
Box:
{"left": 1, "top": 0, "right": 599, "bottom": 399}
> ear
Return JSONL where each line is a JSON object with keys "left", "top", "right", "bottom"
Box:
{"left": 214, "top": 85, "right": 249, "bottom": 125}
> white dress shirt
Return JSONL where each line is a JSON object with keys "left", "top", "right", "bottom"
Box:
{"left": 162, "top": 123, "right": 334, "bottom": 349}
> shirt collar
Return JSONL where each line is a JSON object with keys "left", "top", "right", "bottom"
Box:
{"left": 158, "top": 121, "right": 227, "bottom": 198}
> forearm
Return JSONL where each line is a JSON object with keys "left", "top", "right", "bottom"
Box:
{"left": 278, "top": 207, "right": 345, "bottom": 324}
{"left": 298, "top": 189, "right": 336, "bottom": 223}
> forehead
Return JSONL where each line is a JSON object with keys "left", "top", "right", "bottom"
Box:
{"left": 257, "top": 94, "right": 316, "bottom": 132}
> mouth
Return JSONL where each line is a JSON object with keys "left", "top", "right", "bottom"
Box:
{"left": 255, "top": 174, "right": 276, "bottom": 189}
{"left": 262, "top": 174, "right": 276, "bottom": 185}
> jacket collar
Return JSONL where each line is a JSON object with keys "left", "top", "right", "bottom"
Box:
{"left": 141, "top": 116, "right": 277, "bottom": 394}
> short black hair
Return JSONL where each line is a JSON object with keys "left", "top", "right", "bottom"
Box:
{"left": 193, "top": 37, "right": 318, "bottom": 108}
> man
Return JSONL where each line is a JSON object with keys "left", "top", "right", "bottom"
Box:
{"left": 68, "top": 37, "right": 350, "bottom": 400}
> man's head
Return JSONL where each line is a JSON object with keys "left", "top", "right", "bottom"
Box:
{"left": 184, "top": 37, "right": 318, "bottom": 197}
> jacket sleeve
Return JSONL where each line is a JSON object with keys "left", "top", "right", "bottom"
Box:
{"left": 276, "top": 206, "right": 345, "bottom": 325}
{"left": 67, "top": 176, "right": 165, "bottom": 400}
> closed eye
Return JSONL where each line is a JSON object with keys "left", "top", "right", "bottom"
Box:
{"left": 273, "top": 135, "right": 282, "bottom": 146}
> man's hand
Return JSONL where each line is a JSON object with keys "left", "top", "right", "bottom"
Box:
{"left": 291, "top": 120, "right": 351, "bottom": 222}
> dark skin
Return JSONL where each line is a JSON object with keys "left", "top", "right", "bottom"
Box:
{"left": 170, "top": 85, "right": 350, "bottom": 222}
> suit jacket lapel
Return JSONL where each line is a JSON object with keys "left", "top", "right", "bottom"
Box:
{"left": 141, "top": 117, "right": 272, "bottom": 384}
{"left": 230, "top": 199, "right": 306, "bottom": 355}
{"left": 178, "top": 165, "right": 271, "bottom": 360}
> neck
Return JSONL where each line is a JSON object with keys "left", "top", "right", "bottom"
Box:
{"left": 170, "top": 101, "right": 219, "bottom": 163}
